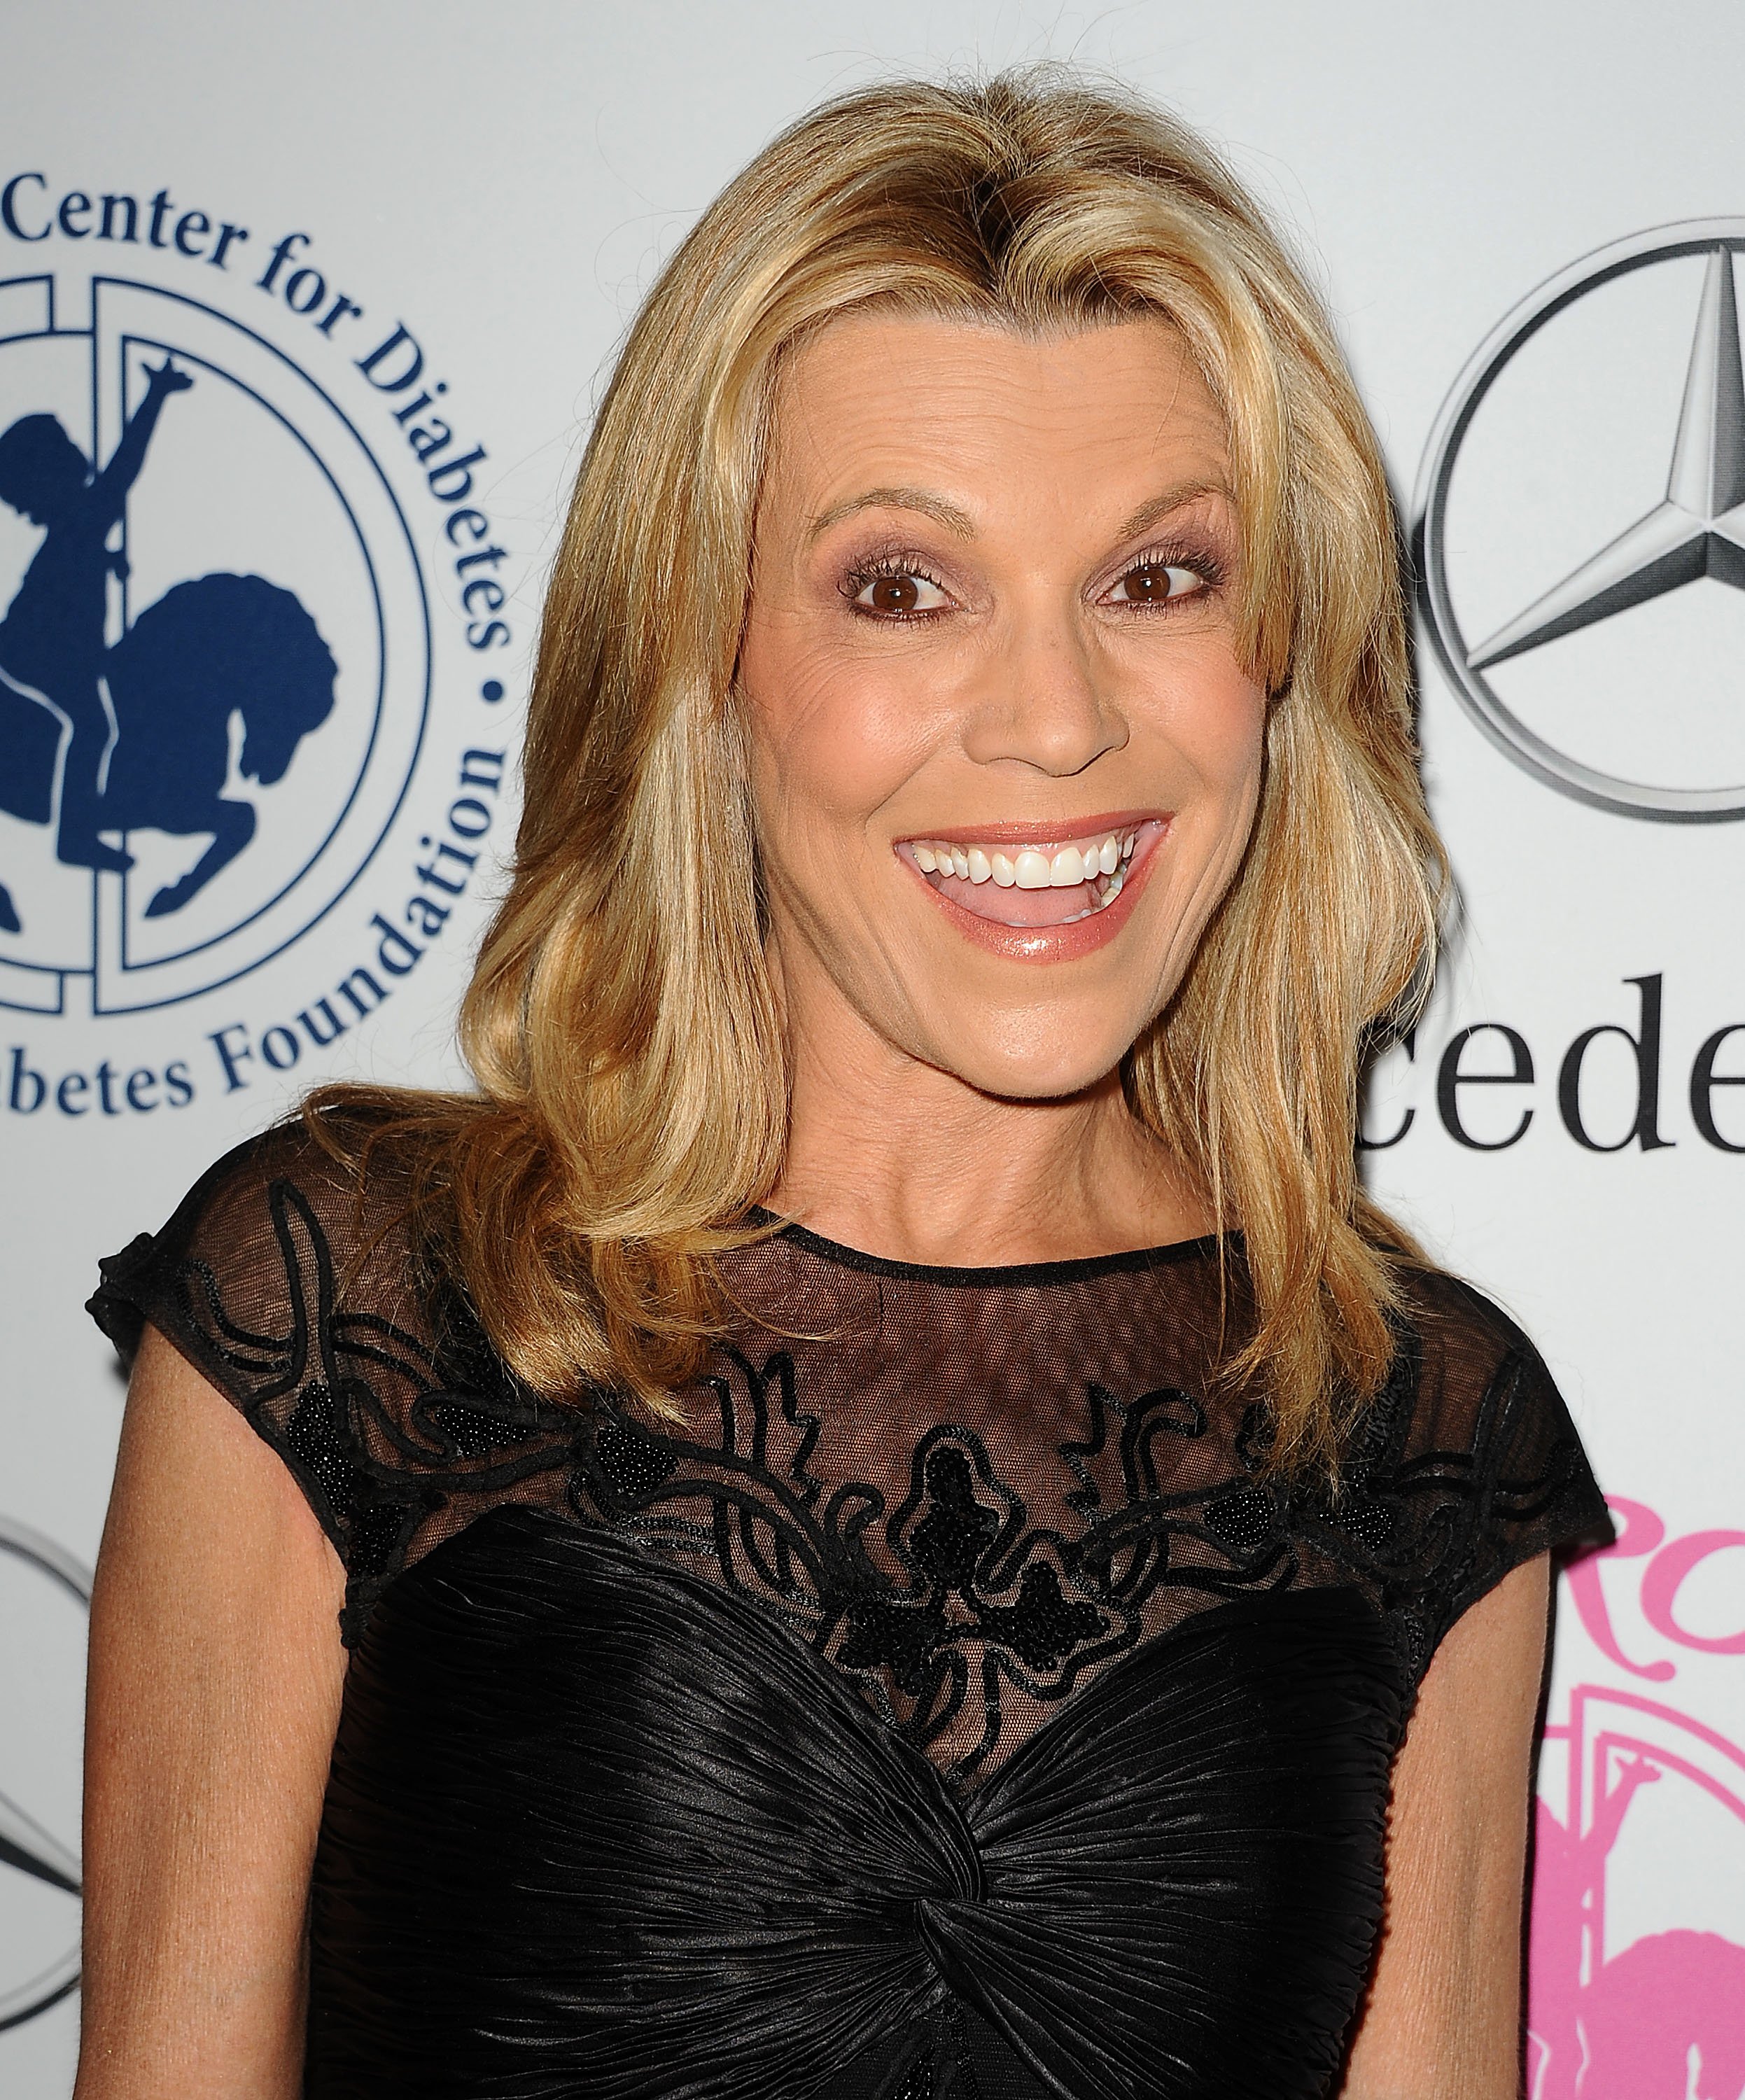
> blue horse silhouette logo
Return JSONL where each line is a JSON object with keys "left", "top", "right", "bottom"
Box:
{"left": 0, "top": 358, "right": 337, "bottom": 934}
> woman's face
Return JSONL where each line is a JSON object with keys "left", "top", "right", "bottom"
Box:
{"left": 738, "top": 312, "right": 1268, "bottom": 1101}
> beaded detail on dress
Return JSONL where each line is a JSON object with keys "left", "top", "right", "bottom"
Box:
{"left": 89, "top": 1119, "right": 1609, "bottom": 1786}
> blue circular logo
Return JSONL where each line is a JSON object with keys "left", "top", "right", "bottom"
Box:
{"left": 0, "top": 270, "right": 430, "bottom": 1013}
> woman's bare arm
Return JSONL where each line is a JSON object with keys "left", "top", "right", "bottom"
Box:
{"left": 1340, "top": 1553, "right": 1551, "bottom": 2099}
{"left": 76, "top": 1324, "right": 347, "bottom": 2099}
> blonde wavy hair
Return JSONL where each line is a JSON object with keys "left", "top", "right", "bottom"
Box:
{"left": 315, "top": 69, "right": 1443, "bottom": 1471}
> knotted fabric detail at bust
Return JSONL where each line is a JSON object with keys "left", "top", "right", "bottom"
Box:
{"left": 309, "top": 1510, "right": 1406, "bottom": 2100}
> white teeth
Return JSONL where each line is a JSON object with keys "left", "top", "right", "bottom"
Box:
{"left": 907, "top": 825, "right": 1150, "bottom": 903}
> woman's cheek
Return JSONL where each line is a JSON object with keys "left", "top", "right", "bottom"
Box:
{"left": 1154, "top": 659, "right": 1267, "bottom": 797}
{"left": 778, "top": 668, "right": 940, "bottom": 822}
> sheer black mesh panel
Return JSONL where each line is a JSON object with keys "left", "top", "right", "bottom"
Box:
{"left": 90, "top": 1120, "right": 1610, "bottom": 1788}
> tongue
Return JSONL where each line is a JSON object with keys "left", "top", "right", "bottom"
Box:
{"left": 932, "top": 869, "right": 1102, "bottom": 926}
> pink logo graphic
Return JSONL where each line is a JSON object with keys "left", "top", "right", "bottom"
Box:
{"left": 1529, "top": 1500, "right": 1745, "bottom": 2099}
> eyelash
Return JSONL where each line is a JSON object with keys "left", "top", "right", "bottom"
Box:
{"left": 839, "top": 542, "right": 1228, "bottom": 622}
{"left": 1109, "top": 542, "right": 1228, "bottom": 606}
{"left": 840, "top": 550, "right": 953, "bottom": 622}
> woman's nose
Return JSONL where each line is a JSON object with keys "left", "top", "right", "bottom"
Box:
{"left": 958, "top": 610, "right": 1128, "bottom": 777}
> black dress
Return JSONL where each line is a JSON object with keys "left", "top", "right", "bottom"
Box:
{"left": 89, "top": 1124, "right": 1609, "bottom": 2100}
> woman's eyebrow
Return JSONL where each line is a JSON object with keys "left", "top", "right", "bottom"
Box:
{"left": 807, "top": 479, "right": 1233, "bottom": 547}
{"left": 807, "top": 485, "right": 977, "bottom": 541}
{"left": 1113, "top": 481, "right": 1234, "bottom": 543}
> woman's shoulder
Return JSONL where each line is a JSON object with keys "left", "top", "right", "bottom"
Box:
{"left": 90, "top": 1105, "right": 433, "bottom": 1378}
{"left": 1338, "top": 1258, "right": 1612, "bottom": 1670}
{"left": 89, "top": 1103, "right": 577, "bottom": 1644}
{"left": 1389, "top": 1253, "right": 1532, "bottom": 1357}
{"left": 1386, "top": 1259, "right": 1576, "bottom": 1456}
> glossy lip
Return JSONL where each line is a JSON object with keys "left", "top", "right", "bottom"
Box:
{"left": 897, "top": 813, "right": 1170, "bottom": 963}
{"left": 893, "top": 807, "right": 1165, "bottom": 850}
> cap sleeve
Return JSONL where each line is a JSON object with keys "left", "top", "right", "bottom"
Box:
{"left": 87, "top": 1115, "right": 577, "bottom": 1642}
{"left": 1392, "top": 1273, "right": 1612, "bottom": 1668}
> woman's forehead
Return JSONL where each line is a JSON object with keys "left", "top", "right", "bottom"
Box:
{"left": 764, "top": 312, "right": 1233, "bottom": 528}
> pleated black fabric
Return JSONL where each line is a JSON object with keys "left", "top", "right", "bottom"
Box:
{"left": 87, "top": 1121, "right": 1614, "bottom": 2096}
{"left": 309, "top": 1509, "right": 1403, "bottom": 2100}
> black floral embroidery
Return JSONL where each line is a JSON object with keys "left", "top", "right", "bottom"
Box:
{"left": 561, "top": 1341, "right": 1522, "bottom": 1774}
{"left": 142, "top": 1178, "right": 577, "bottom": 1643}
{"left": 90, "top": 1156, "right": 1611, "bottom": 1774}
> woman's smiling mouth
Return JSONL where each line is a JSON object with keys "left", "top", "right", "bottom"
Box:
{"left": 897, "top": 816, "right": 1168, "bottom": 929}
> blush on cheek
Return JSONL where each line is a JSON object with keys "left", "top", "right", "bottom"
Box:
{"left": 742, "top": 626, "right": 937, "bottom": 836}
{"left": 1179, "top": 684, "right": 1268, "bottom": 850}
{"left": 1166, "top": 659, "right": 1267, "bottom": 760}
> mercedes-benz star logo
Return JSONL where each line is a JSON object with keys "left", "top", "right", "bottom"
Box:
{"left": 1417, "top": 219, "right": 1745, "bottom": 820}
{"left": 0, "top": 1515, "right": 89, "bottom": 2029}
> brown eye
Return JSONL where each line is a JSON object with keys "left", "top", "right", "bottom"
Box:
{"left": 1107, "top": 561, "right": 1205, "bottom": 607}
{"left": 850, "top": 568, "right": 949, "bottom": 616}
{"left": 871, "top": 573, "right": 920, "bottom": 613}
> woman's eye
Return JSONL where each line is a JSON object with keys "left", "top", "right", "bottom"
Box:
{"left": 1106, "top": 561, "right": 1207, "bottom": 606}
{"left": 852, "top": 570, "right": 950, "bottom": 616}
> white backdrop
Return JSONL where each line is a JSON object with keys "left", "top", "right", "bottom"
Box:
{"left": 2, "top": 4, "right": 1742, "bottom": 2092}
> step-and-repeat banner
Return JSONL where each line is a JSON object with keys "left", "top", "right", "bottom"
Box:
{"left": 3, "top": 4, "right": 1742, "bottom": 2092}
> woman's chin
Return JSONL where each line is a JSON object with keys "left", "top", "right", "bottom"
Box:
{"left": 917, "top": 1030, "right": 1133, "bottom": 1105}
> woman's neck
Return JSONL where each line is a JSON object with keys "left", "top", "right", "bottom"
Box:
{"left": 770, "top": 991, "right": 1212, "bottom": 1268}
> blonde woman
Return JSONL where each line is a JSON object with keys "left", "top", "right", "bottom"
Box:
{"left": 80, "top": 72, "right": 1606, "bottom": 2100}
